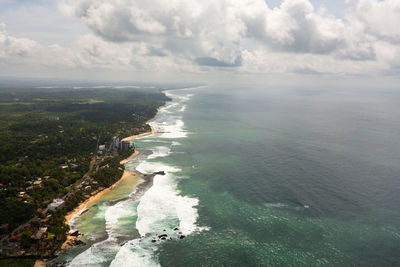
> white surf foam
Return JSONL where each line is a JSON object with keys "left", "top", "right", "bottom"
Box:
{"left": 147, "top": 146, "right": 171, "bottom": 160}
{"left": 105, "top": 199, "right": 137, "bottom": 239}
{"left": 172, "top": 141, "right": 182, "bottom": 146}
{"left": 136, "top": 161, "right": 181, "bottom": 174}
{"left": 135, "top": 173, "right": 200, "bottom": 236}
{"left": 68, "top": 205, "right": 87, "bottom": 230}
{"left": 68, "top": 239, "right": 120, "bottom": 266}
{"left": 154, "top": 119, "right": 188, "bottom": 139}
{"left": 110, "top": 239, "right": 160, "bottom": 267}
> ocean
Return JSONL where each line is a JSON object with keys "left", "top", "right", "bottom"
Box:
{"left": 61, "top": 85, "right": 400, "bottom": 266}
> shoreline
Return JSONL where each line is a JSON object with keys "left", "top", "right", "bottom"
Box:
{"left": 61, "top": 129, "right": 154, "bottom": 250}
{"left": 121, "top": 128, "right": 154, "bottom": 142}
{"left": 64, "top": 170, "right": 139, "bottom": 227}
{"left": 61, "top": 170, "right": 142, "bottom": 249}
{"left": 64, "top": 129, "right": 154, "bottom": 226}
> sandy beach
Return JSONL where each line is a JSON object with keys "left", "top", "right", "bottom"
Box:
{"left": 119, "top": 150, "right": 139, "bottom": 165}
{"left": 121, "top": 129, "right": 154, "bottom": 142}
{"left": 65, "top": 170, "right": 139, "bottom": 226}
{"left": 61, "top": 170, "right": 142, "bottom": 250}
{"left": 61, "top": 129, "right": 154, "bottom": 251}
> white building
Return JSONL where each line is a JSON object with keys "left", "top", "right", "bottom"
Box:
{"left": 48, "top": 199, "right": 65, "bottom": 212}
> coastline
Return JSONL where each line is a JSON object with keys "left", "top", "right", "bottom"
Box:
{"left": 119, "top": 150, "right": 139, "bottom": 165}
{"left": 64, "top": 171, "right": 138, "bottom": 227}
{"left": 121, "top": 128, "right": 154, "bottom": 142}
{"left": 62, "top": 129, "right": 154, "bottom": 250}
{"left": 61, "top": 170, "right": 141, "bottom": 249}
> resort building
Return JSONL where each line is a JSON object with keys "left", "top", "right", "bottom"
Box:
{"left": 121, "top": 140, "right": 133, "bottom": 151}
{"left": 48, "top": 199, "right": 65, "bottom": 212}
{"left": 112, "top": 136, "right": 120, "bottom": 151}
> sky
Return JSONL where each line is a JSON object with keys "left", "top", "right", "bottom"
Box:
{"left": 0, "top": 0, "right": 399, "bottom": 85}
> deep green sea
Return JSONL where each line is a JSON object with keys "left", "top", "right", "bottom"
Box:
{"left": 65, "top": 85, "right": 400, "bottom": 266}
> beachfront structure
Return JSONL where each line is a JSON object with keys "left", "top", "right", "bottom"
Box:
{"left": 121, "top": 140, "right": 134, "bottom": 151}
{"left": 112, "top": 136, "right": 120, "bottom": 151}
{"left": 48, "top": 198, "right": 65, "bottom": 212}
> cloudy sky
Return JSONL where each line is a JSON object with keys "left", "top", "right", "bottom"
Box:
{"left": 0, "top": 0, "right": 399, "bottom": 84}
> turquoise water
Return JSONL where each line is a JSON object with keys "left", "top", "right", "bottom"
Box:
{"left": 67, "top": 85, "right": 400, "bottom": 266}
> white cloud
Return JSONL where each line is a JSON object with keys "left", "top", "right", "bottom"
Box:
{"left": 1, "top": 0, "right": 400, "bottom": 80}
{"left": 351, "top": 0, "right": 400, "bottom": 43}
{"left": 0, "top": 23, "right": 38, "bottom": 58}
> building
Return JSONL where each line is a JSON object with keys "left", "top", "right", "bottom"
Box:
{"left": 112, "top": 136, "right": 120, "bottom": 151}
{"left": 98, "top": 144, "right": 106, "bottom": 155}
{"left": 33, "top": 181, "right": 42, "bottom": 187}
{"left": 48, "top": 199, "right": 65, "bottom": 212}
{"left": 60, "top": 164, "right": 68, "bottom": 169}
{"left": 32, "top": 227, "right": 47, "bottom": 240}
{"left": 120, "top": 140, "right": 132, "bottom": 151}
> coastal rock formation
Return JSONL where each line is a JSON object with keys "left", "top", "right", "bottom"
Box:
{"left": 69, "top": 230, "right": 81, "bottom": 237}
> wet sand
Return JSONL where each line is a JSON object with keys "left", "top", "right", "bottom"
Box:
{"left": 61, "top": 170, "right": 143, "bottom": 250}
{"left": 121, "top": 129, "right": 154, "bottom": 142}
{"left": 120, "top": 150, "right": 139, "bottom": 165}
{"left": 65, "top": 170, "right": 141, "bottom": 227}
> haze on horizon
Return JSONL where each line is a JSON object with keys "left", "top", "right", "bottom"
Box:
{"left": 0, "top": 0, "right": 399, "bottom": 86}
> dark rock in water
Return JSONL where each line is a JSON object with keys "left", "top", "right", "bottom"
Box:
{"left": 179, "top": 232, "right": 182, "bottom": 234}
{"left": 107, "top": 197, "right": 129, "bottom": 206}
{"left": 151, "top": 239, "right": 157, "bottom": 243}
{"left": 80, "top": 209, "right": 89, "bottom": 215}
{"left": 174, "top": 227, "right": 179, "bottom": 231}
{"left": 153, "top": 171, "right": 166, "bottom": 175}
{"left": 169, "top": 237, "right": 173, "bottom": 240}
{"left": 179, "top": 235, "right": 186, "bottom": 239}
{"left": 73, "top": 239, "right": 86, "bottom": 246}
{"left": 158, "top": 234, "right": 168, "bottom": 238}
{"left": 70, "top": 230, "right": 80, "bottom": 237}
{"left": 161, "top": 237, "right": 166, "bottom": 240}
{"left": 163, "top": 229, "right": 166, "bottom": 231}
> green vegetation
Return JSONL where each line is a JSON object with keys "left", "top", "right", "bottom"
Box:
{"left": 0, "top": 86, "right": 169, "bottom": 258}
{"left": 0, "top": 258, "right": 36, "bottom": 267}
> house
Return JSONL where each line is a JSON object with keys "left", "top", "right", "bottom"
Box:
{"left": 33, "top": 180, "right": 42, "bottom": 187}
{"left": 60, "top": 164, "right": 68, "bottom": 169}
{"left": 32, "top": 227, "right": 47, "bottom": 240}
{"left": 48, "top": 199, "right": 65, "bottom": 212}
{"left": 98, "top": 144, "right": 106, "bottom": 155}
